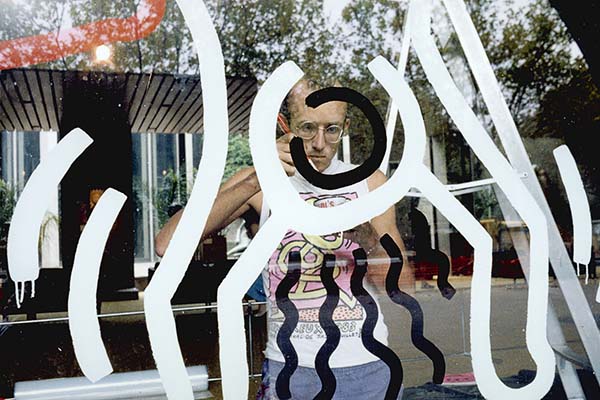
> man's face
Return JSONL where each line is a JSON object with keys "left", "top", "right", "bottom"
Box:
{"left": 288, "top": 85, "right": 348, "bottom": 172}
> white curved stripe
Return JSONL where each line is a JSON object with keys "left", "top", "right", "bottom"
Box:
{"left": 442, "top": 0, "right": 600, "bottom": 383}
{"left": 69, "top": 188, "right": 126, "bottom": 383}
{"left": 143, "top": 1, "right": 228, "bottom": 399}
{"left": 410, "top": 0, "right": 554, "bottom": 398}
{"left": 553, "top": 145, "right": 592, "bottom": 266}
{"left": 380, "top": 2, "right": 414, "bottom": 174}
{"left": 249, "top": 60, "right": 424, "bottom": 237}
{"left": 7, "top": 128, "right": 93, "bottom": 307}
{"left": 217, "top": 219, "right": 287, "bottom": 399}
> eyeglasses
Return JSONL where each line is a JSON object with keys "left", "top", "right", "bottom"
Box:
{"left": 294, "top": 121, "right": 345, "bottom": 143}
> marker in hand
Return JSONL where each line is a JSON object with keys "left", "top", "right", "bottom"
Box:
{"left": 277, "top": 113, "right": 318, "bottom": 170}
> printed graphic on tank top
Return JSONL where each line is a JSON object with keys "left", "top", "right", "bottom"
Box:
{"left": 261, "top": 159, "right": 389, "bottom": 368}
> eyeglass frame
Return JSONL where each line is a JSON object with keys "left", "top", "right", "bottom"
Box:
{"left": 291, "top": 119, "right": 348, "bottom": 144}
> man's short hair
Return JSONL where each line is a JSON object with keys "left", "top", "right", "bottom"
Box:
{"left": 280, "top": 76, "right": 346, "bottom": 126}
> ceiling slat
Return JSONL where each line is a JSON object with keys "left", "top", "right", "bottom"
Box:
{"left": 0, "top": 73, "right": 22, "bottom": 131}
{"left": 50, "top": 71, "right": 64, "bottom": 124}
{"left": 180, "top": 101, "right": 204, "bottom": 133}
{"left": 139, "top": 75, "right": 175, "bottom": 133}
{"left": 37, "top": 71, "right": 58, "bottom": 130}
{"left": 0, "top": 69, "right": 257, "bottom": 135}
{"left": 131, "top": 74, "right": 165, "bottom": 132}
{"left": 154, "top": 76, "right": 196, "bottom": 133}
{"left": 4, "top": 71, "right": 33, "bottom": 131}
{"left": 0, "top": 99, "right": 14, "bottom": 131}
{"left": 127, "top": 74, "right": 151, "bottom": 128}
{"left": 26, "top": 70, "right": 50, "bottom": 130}
{"left": 164, "top": 79, "right": 203, "bottom": 133}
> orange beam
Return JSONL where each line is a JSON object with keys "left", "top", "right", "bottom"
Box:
{"left": 0, "top": 0, "right": 166, "bottom": 70}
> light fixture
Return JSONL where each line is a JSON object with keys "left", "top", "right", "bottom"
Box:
{"left": 95, "top": 44, "right": 111, "bottom": 62}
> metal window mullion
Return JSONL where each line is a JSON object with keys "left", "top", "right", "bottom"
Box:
{"left": 184, "top": 134, "right": 194, "bottom": 199}
{"left": 11, "top": 130, "right": 18, "bottom": 197}
{"left": 147, "top": 134, "right": 156, "bottom": 263}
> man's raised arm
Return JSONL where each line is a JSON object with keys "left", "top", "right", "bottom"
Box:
{"left": 154, "top": 167, "right": 262, "bottom": 257}
{"left": 367, "top": 170, "right": 414, "bottom": 288}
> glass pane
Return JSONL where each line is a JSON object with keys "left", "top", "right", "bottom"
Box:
{"left": 1, "top": 0, "right": 599, "bottom": 399}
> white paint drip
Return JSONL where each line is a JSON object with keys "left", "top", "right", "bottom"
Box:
{"left": 69, "top": 188, "right": 126, "bottom": 383}
{"left": 410, "top": 0, "right": 555, "bottom": 398}
{"left": 7, "top": 128, "right": 93, "bottom": 308}
{"left": 143, "top": 1, "right": 229, "bottom": 399}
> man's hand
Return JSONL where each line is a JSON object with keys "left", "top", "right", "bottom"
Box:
{"left": 344, "top": 222, "right": 380, "bottom": 254}
{"left": 276, "top": 134, "right": 296, "bottom": 176}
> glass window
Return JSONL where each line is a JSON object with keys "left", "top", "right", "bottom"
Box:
{"left": 1, "top": 1, "right": 600, "bottom": 399}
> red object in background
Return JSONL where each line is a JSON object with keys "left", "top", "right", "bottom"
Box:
{"left": 0, "top": 0, "right": 166, "bottom": 71}
{"left": 443, "top": 372, "right": 476, "bottom": 385}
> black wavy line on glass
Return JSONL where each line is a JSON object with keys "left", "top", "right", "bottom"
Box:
{"left": 314, "top": 254, "right": 340, "bottom": 400}
{"left": 380, "top": 234, "right": 446, "bottom": 384}
{"left": 431, "top": 249, "right": 456, "bottom": 300}
{"left": 275, "top": 251, "right": 302, "bottom": 400}
{"left": 350, "top": 248, "right": 403, "bottom": 400}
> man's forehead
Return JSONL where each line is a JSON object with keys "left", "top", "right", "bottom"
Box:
{"left": 289, "top": 85, "right": 347, "bottom": 122}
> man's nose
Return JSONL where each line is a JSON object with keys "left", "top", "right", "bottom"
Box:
{"left": 311, "top": 128, "right": 326, "bottom": 151}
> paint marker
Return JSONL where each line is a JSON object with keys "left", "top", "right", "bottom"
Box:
{"left": 277, "top": 113, "right": 318, "bottom": 170}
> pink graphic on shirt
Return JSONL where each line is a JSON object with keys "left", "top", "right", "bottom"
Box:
{"left": 267, "top": 192, "right": 362, "bottom": 315}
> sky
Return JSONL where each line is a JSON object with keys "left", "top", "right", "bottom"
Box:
{"left": 323, "top": 0, "right": 351, "bottom": 21}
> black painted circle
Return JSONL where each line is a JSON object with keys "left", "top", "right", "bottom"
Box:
{"left": 289, "top": 87, "right": 386, "bottom": 190}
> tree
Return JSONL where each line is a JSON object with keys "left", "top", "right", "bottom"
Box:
{"left": 482, "top": 0, "right": 578, "bottom": 123}
{"left": 223, "top": 134, "right": 252, "bottom": 181}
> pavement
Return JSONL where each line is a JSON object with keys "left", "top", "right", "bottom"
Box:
{"left": 1, "top": 274, "right": 599, "bottom": 399}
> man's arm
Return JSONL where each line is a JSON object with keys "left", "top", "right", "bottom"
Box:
{"left": 154, "top": 167, "right": 262, "bottom": 256}
{"left": 366, "top": 170, "right": 414, "bottom": 288}
{"left": 366, "top": 170, "right": 406, "bottom": 252}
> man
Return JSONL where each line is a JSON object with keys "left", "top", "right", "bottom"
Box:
{"left": 155, "top": 79, "right": 408, "bottom": 399}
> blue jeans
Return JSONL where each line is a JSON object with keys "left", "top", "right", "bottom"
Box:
{"left": 256, "top": 359, "right": 404, "bottom": 399}
{"left": 246, "top": 276, "right": 266, "bottom": 301}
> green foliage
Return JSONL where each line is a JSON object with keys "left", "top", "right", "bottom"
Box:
{"left": 153, "top": 168, "right": 189, "bottom": 228}
{"left": 473, "top": 187, "right": 501, "bottom": 220}
{"left": 0, "top": 179, "right": 15, "bottom": 230}
{"left": 223, "top": 134, "right": 253, "bottom": 182}
{"left": 483, "top": 0, "right": 578, "bottom": 122}
{"left": 206, "top": 0, "right": 339, "bottom": 82}
{"left": 334, "top": 0, "right": 405, "bottom": 163}
{"left": 5, "top": 0, "right": 338, "bottom": 78}
{"left": 67, "top": 0, "right": 192, "bottom": 73}
{"left": 2, "top": 0, "right": 597, "bottom": 216}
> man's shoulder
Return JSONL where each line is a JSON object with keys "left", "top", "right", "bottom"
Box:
{"left": 367, "top": 169, "right": 387, "bottom": 191}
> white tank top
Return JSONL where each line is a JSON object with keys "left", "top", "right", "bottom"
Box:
{"left": 260, "top": 159, "right": 389, "bottom": 368}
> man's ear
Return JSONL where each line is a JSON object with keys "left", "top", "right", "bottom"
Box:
{"left": 344, "top": 118, "right": 350, "bottom": 131}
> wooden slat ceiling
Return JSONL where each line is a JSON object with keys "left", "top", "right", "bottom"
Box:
{"left": 0, "top": 69, "right": 257, "bottom": 134}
